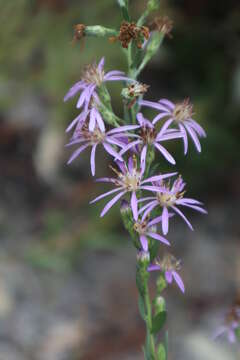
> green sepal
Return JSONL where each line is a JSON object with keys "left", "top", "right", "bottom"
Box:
{"left": 98, "top": 84, "right": 112, "bottom": 110}
{"left": 117, "top": 0, "right": 130, "bottom": 21}
{"left": 85, "top": 25, "right": 118, "bottom": 38}
{"left": 156, "top": 274, "right": 167, "bottom": 294}
{"left": 151, "top": 311, "right": 167, "bottom": 334}
{"left": 138, "top": 295, "right": 146, "bottom": 320}
{"left": 97, "top": 102, "right": 121, "bottom": 127}
{"left": 136, "top": 263, "right": 149, "bottom": 297}
{"left": 157, "top": 343, "right": 166, "bottom": 360}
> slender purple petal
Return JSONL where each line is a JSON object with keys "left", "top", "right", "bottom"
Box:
{"left": 104, "top": 70, "right": 125, "bottom": 79}
{"left": 95, "top": 177, "right": 116, "bottom": 183}
{"left": 148, "top": 264, "right": 161, "bottom": 272}
{"left": 103, "top": 143, "right": 123, "bottom": 161}
{"left": 178, "top": 124, "right": 188, "bottom": 155}
{"left": 139, "top": 100, "right": 168, "bottom": 111}
{"left": 67, "top": 143, "right": 89, "bottom": 164}
{"left": 66, "top": 112, "right": 86, "bottom": 133}
{"left": 140, "top": 235, "right": 148, "bottom": 251}
{"left": 185, "top": 123, "right": 201, "bottom": 152}
{"left": 98, "top": 57, "right": 105, "bottom": 71}
{"left": 64, "top": 81, "right": 84, "bottom": 102}
{"left": 90, "top": 187, "right": 121, "bottom": 204}
{"left": 146, "top": 232, "right": 170, "bottom": 246}
{"left": 154, "top": 143, "right": 176, "bottom": 165}
{"left": 141, "top": 172, "right": 177, "bottom": 184}
{"left": 152, "top": 112, "right": 170, "bottom": 124}
{"left": 76, "top": 86, "right": 89, "bottom": 109}
{"left": 141, "top": 145, "right": 147, "bottom": 175}
{"left": 157, "top": 118, "right": 174, "bottom": 137}
{"left": 89, "top": 108, "right": 96, "bottom": 131}
{"left": 90, "top": 144, "right": 97, "bottom": 176}
{"left": 119, "top": 140, "right": 142, "bottom": 156}
{"left": 158, "top": 99, "right": 175, "bottom": 109}
{"left": 108, "top": 125, "right": 140, "bottom": 135}
{"left": 95, "top": 110, "right": 105, "bottom": 132}
{"left": 172, "top": 271, "right": 185, "bottom": 293}
{"left": 100, "top": 191, "right": 126, "bottom": 217}
{"left": 176, "top": 198, "right": 203, "bottom": 205}
{"left": 228, "top": 329, "right": 236, "bottom": 343}
{"left": 171, "top": 205, "right": 194, "bottom": 230}
{"left": 188, "top": 119, "right": 206, "bottom": 137}
{"left": 131, "top": 191, "right": 138, "bottom": 221}
{"left": 178, "top": 203, "right": 207, "bottom": 214}
{"left": 165, "top": 271, "right": 173, "bottom": 283}
{"left": 162, "top": 206, "right": 169, "bottom": 235}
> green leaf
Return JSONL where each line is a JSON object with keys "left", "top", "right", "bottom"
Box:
{"left": 117, "top": 0, "right": 130, "bottom": 21}
{"left": 138, "top": 295, "right": 146, "bottom": 320}
{"left": 151, "top": 311, "right": 167, "bottom": 334}
{"left": 157, "top": 343, "right": 166, "bottom": 360}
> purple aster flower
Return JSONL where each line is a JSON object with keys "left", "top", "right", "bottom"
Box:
{"left": 139, "top": 175, "right": 207, "bottom": 234}
{"left": 119, "top": 112, "right": 182, "bottom": 167}
{"left": 214, "top": 306, "right": 240, "bottom": 343}
{"left": 139, "top": 98, "right": 206, "bottom": 154}
{"left": 90, "top": 156, "right": 177, "bottom": 219}
{"left": 66, "top": 121, "right": 139, "bottom": 176}
{"left": 148, "top": 253, "right": 185, "bottom": 293}
{"left": 64, "top": 57, "right": 133, "bottom": 110}
{"left": 133, "top": 215, "right": 170, "bottom": 251}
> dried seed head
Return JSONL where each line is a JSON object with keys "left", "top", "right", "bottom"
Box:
{"left": 173, "top": 98, "right": 194, "bottom": 123}
{"left": 116, "top": 21, "right": 150, "bottom": 49}
{"left": 73, "top": 24, "right": 86, "bottom": 42}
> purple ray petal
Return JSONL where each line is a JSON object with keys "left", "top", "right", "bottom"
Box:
{"left": 178, "top": 203, "right": 208, "bottom": 214}
{"left": 158, "top": 99, "right": 175, "bottom": 109}
{"left": 141, "top": 172, "right": 177, "bottom": 184}
{"left": 140, "top": 234, "right": 148, "bottom": 251}
{"left": 67, "top": 143, "right": 89, "bottom": 164}
{"left": 108, "top": 124, "right": 140, "bottom": 135}
{"left": 106, "top": 136, "right": 126, "bottom": 147}
{"left": 139, "top": 200, "right": 156, "bottom": 215}
{"left": 152, "top": 112, "right": 170, "bottom": 124}
{"left": 95, "top": 109, "right": 105, "bottom": 132}
{"left": 98, "top": 57, "right": 105, "bottom": 71}
{"left": 115, "top": 160, "right": 126, "bottom": 173}
{"left": 90, "top": 144, "right": 97, "bottom": 176}
{"left": 95, "top": 177, "right": 116, "bottom": 183}
{"left": 172, "top": 271, "right": 185, "bottom": 293}
{"left": 148, "top": 212, "right": 175, "bottom": 227}
{"left": 100, "top": 191, "right": 126, "bottom": 217}
{"left": 119, "top": 140, "right": 142, "bottom": 156}
{"left": 228, "top": 329, "right": 236, "bottom": 343}
{"left": 138, "top": 196, "right": 156, "bottom": 204}
{"left": 103, "top": 143, "right": 123, "bottom": 161}
{"left": 66, "top": 112, "right": 86, "bottom": 133}
{"left": 146, "top": 232, "right": 170, "bottom": 246}
{"left": 104, "top": 70, "right": 125, "bottom": 80}
{"left": 64, "top": 81, "right": 85, "bottom": 102}
{"left": 105, "top": 76, "right": 134, "bottom": 82}
{"left": 171, "top": 205, "right": 193, "bottom": 230}
{"left": 154, "top": 143, "right": 176, "bottom": 165}
{"left": 89, "top": 108, "right": 97, "bottom": 131}
{"left": 139, "top": 100, "right": 169, "bottom": 112}
{"left": 185, "top": 123, "right": 201, "bottom": 152}
{"left": 162, "top": 206, "right": 169, "bottom": 235}
{"left": 165, "top": 271, "right": 173, "bottom": 283}
{"left": 157, "top": 118, "right": 174, "bottom": 137}
{"left": 66, "top": 138, "right": 86, "bottom": 147}
{"left": 148, "top": 264, "right": 161, "bottom": 272}
{"left": 90, "top": 187, "right": 122, "bottom": 204}
{"left": 142, "top": 201, "right": 158, "bottom": 220}
{"left": 176, "top": 198, "right": 203, "bottom": 205}
{"left": 131, "top": 191, "right": 138, "bottom": 221}
{"left": 178, "top": 124, "right": 188, "bottom": 155}
{"left": 188, "top": 119, "right": 206, "bottom": 137}
{"left": 141, "top": 145, "right": 147, "bottom": 175}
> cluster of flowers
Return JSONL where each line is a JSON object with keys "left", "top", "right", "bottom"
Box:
{"left": 64, "top": 58, "right": 207, "bottom": 293}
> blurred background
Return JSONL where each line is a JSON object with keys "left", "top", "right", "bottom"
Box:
{"left": 0, "top": 0, "right": 240, "bottom": 359}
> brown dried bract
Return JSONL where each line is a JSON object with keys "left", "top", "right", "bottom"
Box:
{"left": 115, "top": 21, "right": 150, "bottom": 49}
{"left": 149, "top": 16, "right": 173, "bottom": 38}
{"left": 72, "top": 24, "right": 86, "bottom": 44}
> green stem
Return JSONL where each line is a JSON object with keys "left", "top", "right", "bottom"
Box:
{"left": 144, "top": 280, "right": 156, "bottom": 359}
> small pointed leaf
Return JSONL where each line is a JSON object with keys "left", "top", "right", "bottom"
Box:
{"left": 151, "top": 311, "right": 167, "bottom": 334}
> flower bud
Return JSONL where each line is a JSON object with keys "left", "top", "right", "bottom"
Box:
{"left": 85, "top": 26, "right": 118, "bottom": 38}
{"left": 137, "top": 250, "right": 150, "bottom": 264}
{"left": 154, "top": 296, "right": 166, "bottom": 314}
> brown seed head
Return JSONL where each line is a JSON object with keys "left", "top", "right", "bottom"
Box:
{"left": 149, "top": 16, "right": 173, "bottom": 38}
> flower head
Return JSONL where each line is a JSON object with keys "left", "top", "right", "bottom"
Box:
{"left": 119, "top": 112, "right": 182, "bottom": 167}
{"left": 139, "top": 175, "right": 207, "bottom": 234}
{"left": 139, "top": 98, "right": 206, "bottom": 154}
{"left": 214, "top": 306, "right": 240, "bottom": 343}
{"left": 148, "top": 253, "right": 185, "bottom": 293}
{"left": 90, "top": 156, "right": 177, "bottom": 219}
{"left": 66, "top": 120, "right": 138, "bottom": 176}
{"left": 64, "top": 57, "right": 132, "bottom": 111}
{"left": 133, "top": 214, "right": 170, "bottom": 251}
